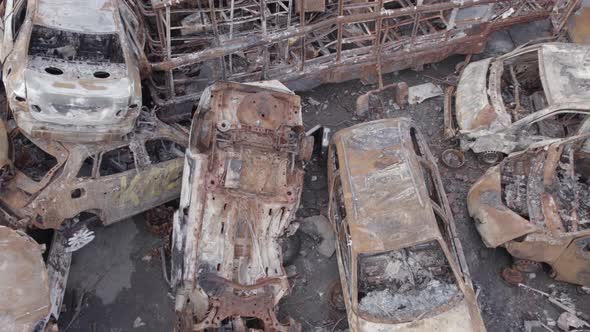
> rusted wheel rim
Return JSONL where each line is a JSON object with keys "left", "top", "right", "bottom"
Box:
{"left": 500, "top": 266, "right": 523, "bottom": 286}
{"left": 441, "top": 149, "right": 465, "bottom": 168}
{"left": 513, "top": 259, "right": 542, "bottom": 273}
{"left": 327, "top": 280, "right": 346, "bottom": 312}
{"left": 478, "top": 151, "right": 502, "bottom": 165}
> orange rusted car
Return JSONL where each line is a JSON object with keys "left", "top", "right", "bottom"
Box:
{"left": 468, "top": 134, "right": 590, "bottom": 286}
{"left": 328, "top": 118, "right": 485, "bottom": 331}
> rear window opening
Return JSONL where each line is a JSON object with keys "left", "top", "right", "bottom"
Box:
{"left": 500, "top": 52, "right": 545, "bottom": 123}
{"left": 12, "top": 132, "right": 57, "bottom": 182}
{"left": 357, "top": 240, "right": 461, "bottom": 322}
{"left": 28, "top": 25, "right": 124, "bottom": 63}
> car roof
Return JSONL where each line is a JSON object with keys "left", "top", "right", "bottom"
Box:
{"left": 540, "top": 43, "right": 590, "bottom": 106}
{"left": 34, "top": 0, "right": 119, "bottom": 33}
{"left": 332, "top": 118, "right": 441, "bottom": 254}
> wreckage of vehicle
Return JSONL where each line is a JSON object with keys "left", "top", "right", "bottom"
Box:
{"left": 444, "top": 42, "right": 590, "bottom": 164}
{"left": 468, "top": 133, "right": 590, "bottom": 286}
{"left": 171, "top": 81, "right": 312, "bottom": 331}
{"left": 0, "top": 112, "right": 188, "bottom": 237}
{"left": 327, "top": 118, "right": 485, "bottom": 331}
{"left": 138, "top": 0, "right": 578, "bottom": 115}
{"left": 0, "top": 0, "right": 146, "bottom": 142}
{"left": 0, "top": 224, "right": 73, "bottom": 332}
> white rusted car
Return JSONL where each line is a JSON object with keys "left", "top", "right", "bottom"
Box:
{"left": 171, "top": 81, "right": 312, "bottom": 331}
{"left": 0, "top": 0, "right": 145, "bottom": 142}
{"left": 445, "top": 42, "right": 590, "bottom": 164}
{"left": 328, "top": 118, "right": 486, "bottom": 331}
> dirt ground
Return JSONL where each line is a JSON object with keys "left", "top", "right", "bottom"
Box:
{"left": 60, "top": 20, "right": 590, "bottom": 332}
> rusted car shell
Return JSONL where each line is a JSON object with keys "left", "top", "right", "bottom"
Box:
{"left": 0, "top": 225, "right": 50, "bottom": 331}
{"left": 328, "top": 118, "right": 485, "bottom": 331}
{"left": 1, "top": 0, "right": 144, "bottom": 143}
{"left": 171, "top": 81, "right": 309, "bottom": 331}
{"left": 468, "top": 134, "right": 590, "bottom": 285}
{"left": 446, "top": 43, "right": 590, "bottom": 155}
{"left": 0, "top": 115, "right": 188, "bottom": 230}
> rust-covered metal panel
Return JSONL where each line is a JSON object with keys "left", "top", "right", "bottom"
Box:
{"left": 327, "top": 118, "right": 485, "bottom": 331}
{"left": 171, "top": 81, "right": 310, "bottom": 331}
{"left": 468, "top": 134, "right": 590, "bottom": 286}
{"left": 137, "top": 0, "right": 576, "bottom": 113}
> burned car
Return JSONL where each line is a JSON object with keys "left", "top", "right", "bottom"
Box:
{"left": 327, "top": 118, "right": 485, "bottom": 331}
{"left": 0, "top": 0, "right": 146, "bottom": 142}
{"left": 171, "top": 81, "right": 311, "bottom": 331}
{"left": 444, "top": 42, "right": 590, "bottom": 164}
{"left": 0, "top": 113, "right": 187, "bottom": 250}
{"left": 0, "top": 225, "right": 50, "bottom": 331}
{"left": 468, "top": 134, "right": 590, "bottom": 286}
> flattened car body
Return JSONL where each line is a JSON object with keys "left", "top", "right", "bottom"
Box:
{"left": 468, "top": 134, "right": 590, "bottom": 285}
{"left": 446, "top": 43, "right": 590, "bottom": 159}
{"left": 327, "top": 118, "right": 485, "bottom": 331}
{"left": 171, "top": 81, "right": 310, "bottom": 331}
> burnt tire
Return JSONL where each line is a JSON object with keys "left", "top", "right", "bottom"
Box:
{"left": 281, "top": 233, "right": 301, "bottom": 266}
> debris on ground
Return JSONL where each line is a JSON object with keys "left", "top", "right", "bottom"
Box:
{"left": 355, "top": 82, "right": 408, "bottom": 119}
{"left": 299, "top": 215, "right": 336, "bottom": 258}
{"left": 408, "top": 83, "right": 444, "bottom": 105}
{"left": 557, "top": 312, "right": 589, "bottom": 331}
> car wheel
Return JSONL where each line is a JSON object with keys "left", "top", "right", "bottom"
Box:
{"left": 477, "top": 151, "right": 503, "bottom": 165}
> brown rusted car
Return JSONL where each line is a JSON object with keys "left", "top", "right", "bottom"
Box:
{"left": 444, "top": 42, "right": 590, "bottom": 164}
{"left": 0, "top": 112, "right": 187, "bottom": 248}
{"left": 171, "top": 81, "right": 312, "bottom": 331}
{"left": 327, "top": 118, "right": 485, "bottom": 331}
{"left": 468, "top": 134, "right": 590, "bottom": 286}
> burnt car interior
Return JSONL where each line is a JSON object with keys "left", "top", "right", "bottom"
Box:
{"left": 12, "top": 131, "right": 57, "bottom": 182}
{"left": 501, "top": 141, "right": 590, "bottom": 231}
{"left": 501, "top": 51, "right": 585, "bottom": 137}
{"left": 29, "top": 25, "right": 125, "bottom": 64}
{"left": 357, "top": 241, "right": 462, "bottom": 321}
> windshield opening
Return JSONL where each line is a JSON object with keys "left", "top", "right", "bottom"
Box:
{"left": 28, "top": 25, "right": 124, "bottom": 63}
{"left": 356, "top": 240, "right": 462, "bottom": 322}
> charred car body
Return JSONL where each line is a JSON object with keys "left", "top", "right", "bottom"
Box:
{"left": 327, "top": 118, "right": 485, "bottom": 331}
{"left": 139, "top": 0, "right": 577, "bottom": 114}
{"left": 0, "top": 113, "right": 187, "bottom": 233}
{"left": 445, "top": 42, "right": 590, "bottom": 164}
{"left": 0, "top": 0, "right": 146, "bottom": 142}
{"left": 171, "top": 81, "right": 311, "bottom": 330}
{"left": 468, "top": 134, "right": 590, "bottom": 286}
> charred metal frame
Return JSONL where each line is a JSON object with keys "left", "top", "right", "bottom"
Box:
{"left": 172, "top": 82, "right": 310, "bottom": 331}
{"left": 137, "top": 0, "right": 577, "bottom": 111}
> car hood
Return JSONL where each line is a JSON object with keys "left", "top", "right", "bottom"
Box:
{"left": 24, "top": 61, "right": 135, "bottom": 126}
{"left": 355, "top": 298, "right": 485, "bottom": 332}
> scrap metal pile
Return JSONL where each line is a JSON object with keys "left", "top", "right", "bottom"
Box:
{"left": 0, "top": 0, "right": 588, "bottom": 331}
